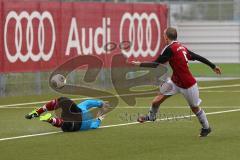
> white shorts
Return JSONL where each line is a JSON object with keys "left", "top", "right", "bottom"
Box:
{"left": 160, "top": 79, "right": 202, "bottom": 107}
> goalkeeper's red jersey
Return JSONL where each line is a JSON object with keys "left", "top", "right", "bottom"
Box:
{"left": 168, "top": 41, "right": 196, "bottom": 89}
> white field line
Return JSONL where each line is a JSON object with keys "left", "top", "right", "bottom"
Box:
{"left": 0, "top": 108, "right": 240, "bottom": 142}
{"left": 0, "top": 131, "right": 63, "bottom": 142}
{"left": 199, "top": 84, "right": 240, "bottom": 90}
{"left": 201, "top": 90, "right": 240, "bottom": 93}
{"left": 0, "top": 84, "right": 240, "bottom": 108}
{"left": 0, "top": 106, "right": 240, "bottom": 109}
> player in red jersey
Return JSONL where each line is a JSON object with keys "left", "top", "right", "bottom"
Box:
{"left": 130, "top": 27, "right": 221, "bottom": 137}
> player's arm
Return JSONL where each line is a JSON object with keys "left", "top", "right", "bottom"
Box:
{"left": 188, "top": 50, "right": 221, "bottom": 75}
{"left": 130, "top": 47, "right": 172, "bottom": 68}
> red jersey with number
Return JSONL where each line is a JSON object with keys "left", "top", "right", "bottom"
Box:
{"left": 141, "top": 41, "right": 215, "bottom": 88}
{"left": 168, "top": 41, "right": 196, "bottom": 88}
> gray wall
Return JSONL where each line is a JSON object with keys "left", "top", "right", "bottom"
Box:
{"left": 176, "top": 22, "right": 240, "bottom": 63}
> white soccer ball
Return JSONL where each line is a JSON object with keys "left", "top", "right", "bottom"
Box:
{"left": 51, "top": 74, "right": 66, "bottom": 89}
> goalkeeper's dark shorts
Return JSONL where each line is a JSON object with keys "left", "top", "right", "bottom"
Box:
{"left": 61, "top": 121, "right": 82, "bottom": 132}
{"left": 57, "top": 97, "right": 82, "bottom": 132}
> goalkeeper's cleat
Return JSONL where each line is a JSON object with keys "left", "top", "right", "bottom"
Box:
{"left": 40, "top": 113, "right": 53, "bottom": 122}
{"left": 199, "top": 127, "right": 212, "bottom": 137}
{"left": 25, "top": 110, "right": 39, "bottom": 119}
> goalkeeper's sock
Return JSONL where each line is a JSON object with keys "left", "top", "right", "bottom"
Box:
{"left": 36, "top": 99, "right": 57, "bottom": 115}
{"left": 48, "top": 117, "right": 64, "bottom": 128}
{"left": 196, "top": 109, "right": 210, "bottom": 129}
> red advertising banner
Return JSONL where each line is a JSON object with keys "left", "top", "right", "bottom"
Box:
{"left": 0, "top": 1, "right": 168, "bottom": 73}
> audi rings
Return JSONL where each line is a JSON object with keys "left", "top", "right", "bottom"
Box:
{"left": 4, "top": 11, "right": 56, "bottom": 63}
{"left": 119, "top": 12, "right": 161, "bottom": 58}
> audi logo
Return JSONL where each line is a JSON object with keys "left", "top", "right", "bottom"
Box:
{"left": 119, "top": 12, "right": 161, "bottom": 58}
{"left": 4, "top": 11, "right": 56, "bottom": 63}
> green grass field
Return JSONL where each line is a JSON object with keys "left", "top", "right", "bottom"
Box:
{"left": 0, "top": 78, "right": 240, "bottom": 160}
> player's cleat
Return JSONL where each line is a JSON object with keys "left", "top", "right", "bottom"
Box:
{"left": 137, "top": 115, "right": 148, "bottom": 123}
{"left": 25, "top": 110, "right": 39, "bottom": 119}
{"left": 137, "top": 110, "right": 157, "bottom": 123}
{"left": 40, "top": 113, "right": 53, "bottom": 122}
{"left": 199, "top": 127, "right": 212, "bottom": 137}
{"left": 137, "top": 115, "right": 156, "bottom": 123}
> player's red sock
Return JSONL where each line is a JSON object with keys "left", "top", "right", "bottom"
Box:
{"left": 36, "top": 99, "right": 57, "bottom": 115}
{"left": 48, "top": 117, "right": 64, "bottom": 128}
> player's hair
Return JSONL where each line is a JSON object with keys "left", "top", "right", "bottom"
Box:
{"left": 165, "top": 27, "right": 177, "bottom": 40}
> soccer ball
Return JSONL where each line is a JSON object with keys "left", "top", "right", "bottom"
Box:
{"left": 51, "top": 74, "right": 66, "bottom": 89}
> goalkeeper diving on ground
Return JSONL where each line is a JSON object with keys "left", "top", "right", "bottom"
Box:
{"left": 25, "top": 97, "right": 109, "bottom": 132}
